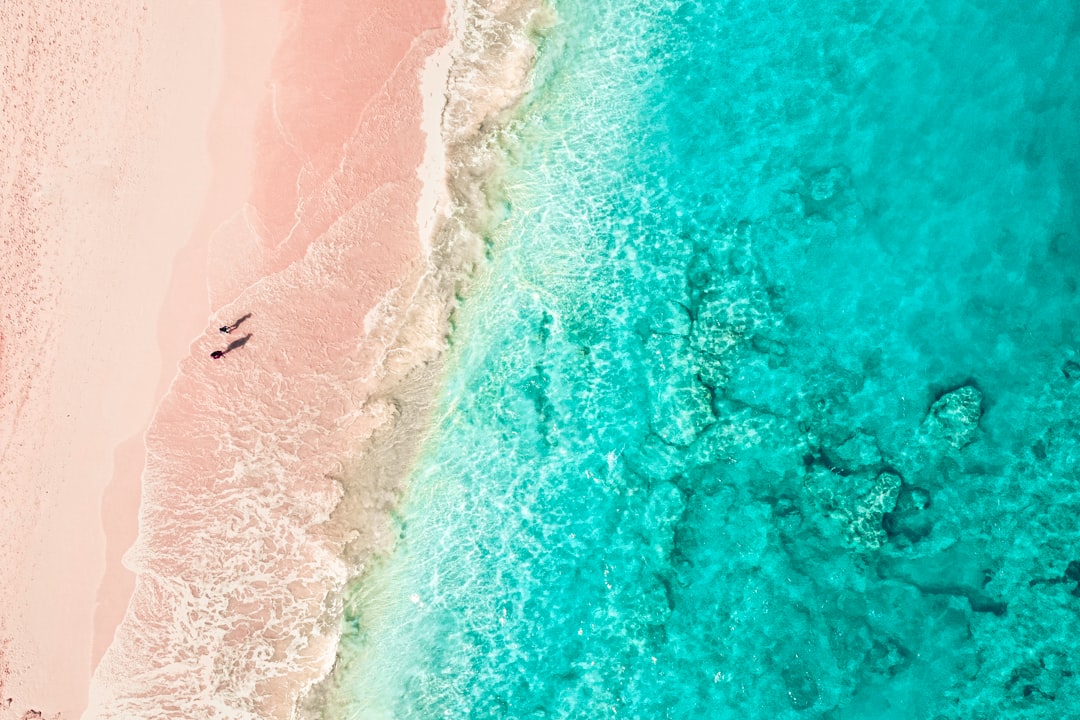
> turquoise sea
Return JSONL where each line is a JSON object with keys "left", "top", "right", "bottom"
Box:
{"left": 327, "top": 0, "right": 1080, "bottom": 717}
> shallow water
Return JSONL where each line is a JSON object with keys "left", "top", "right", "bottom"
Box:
{"left": 326, "top": 0, "right": 1080, "bottom": 717}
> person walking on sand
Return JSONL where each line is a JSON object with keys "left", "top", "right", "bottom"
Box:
{"left": 211, "top": 350, "right": 225, "bottom": 359}
{"left": 218, "top": 313, "right": 251, "bottom": 335}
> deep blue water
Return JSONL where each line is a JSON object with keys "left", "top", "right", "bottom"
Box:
{"left": 323, "top": 0, "right": 1080, "bottom": 717}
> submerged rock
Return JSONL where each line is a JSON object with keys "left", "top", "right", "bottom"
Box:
{"left": 810, "top": 166, "right": 849, "bottom": 202}
{"left": 652, "top": 389, "right": 713, "bottom": 447}
{"left": 820, "top": 430, "right": 883, "bottom": 475}
{"left": 921, "top": 384, "right": 983, "bottom": 449}
{"left": 802, "top": 468, "right": 901, "bottom": 550}
{"left": 852, "top": 471, "right": 903, "bottom": 549}
{"left": 647, "top": 298, "right": 692, "bottom": 337}
{"left": 864, "top": 638, "right": 913, "bottom": 678}
{"left": 645, "top": 334, "right": 714, "bottom": 447}
{"left": 689, "top": 406, "right": 793, "bottom": 472}
{"left": 881, "top": 485, "right": 934, "bottom": 545}
{"left": 625, "top": 432, "right": 690, "bottom": 482}
{"left": 691, "top": 292, "right": 755, "bottom": 359}
{"left": 782, "top": 664, "right": 820, "bottom": 710}
{"left": 1063, "top": 560, "right": 1080, "bottom": 596}
{"left": 878, "top": 540, "right": 1007, "bottom": 615}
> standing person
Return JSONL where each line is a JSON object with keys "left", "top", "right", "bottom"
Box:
{"left": 219, "top": 325, "right": 231, "bottom": 334}
{"left": 210, "top": 350, "right": 225, "bottom": 359}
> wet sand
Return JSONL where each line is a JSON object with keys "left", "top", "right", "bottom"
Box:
{"left": 86, "top": 0, "right": 453, "bottom": 717}
{"left": 90, "top": 0, "right": 284, "bottom": 674}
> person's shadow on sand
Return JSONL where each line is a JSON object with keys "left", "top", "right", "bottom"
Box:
{"left": 224, "top": 334, "right": 252, "bottom": 354}
{"left": 220, "top": 313, "right": 252, "bottom": 334}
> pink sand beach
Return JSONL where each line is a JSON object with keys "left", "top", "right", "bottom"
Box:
{"left": 1, "top": 0, "right": 453, "bottom": 717}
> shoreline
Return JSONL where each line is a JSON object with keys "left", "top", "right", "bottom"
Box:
{"left": 86, "top": 1, "right": 457, "bottom": 716}
{"left": 297, "top": 0, "right": 555, "bottom": 712}
{"left": 1, "top": 0, "right": 550, "bottom": 716}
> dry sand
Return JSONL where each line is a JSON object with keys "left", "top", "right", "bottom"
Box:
{"left": 1, "top": 1, "right": 232, "bottom": 716}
